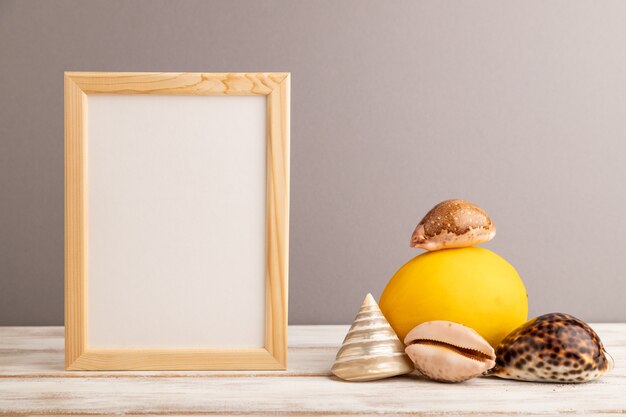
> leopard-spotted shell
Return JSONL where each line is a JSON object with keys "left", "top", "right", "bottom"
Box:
{"left": 488, "top": 313, "right": 613, "bottom": 383}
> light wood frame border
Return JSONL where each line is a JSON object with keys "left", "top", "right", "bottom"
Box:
{"left": 64, "top": 72, "right": 289, "bottom": 370}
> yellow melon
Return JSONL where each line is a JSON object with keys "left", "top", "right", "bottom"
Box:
{"left": 379, "top": 247, "right": 528, "bottom": 347}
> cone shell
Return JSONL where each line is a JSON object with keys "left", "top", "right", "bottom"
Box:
{"left": 331, "top": 293, "right": 414, "bottom": 381}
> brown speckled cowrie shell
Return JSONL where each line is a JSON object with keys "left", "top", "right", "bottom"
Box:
{"left": 488, "top": 313, "right": 614, "bottom": 383}
{"left": 411, "top": 199, "right": 496, "bottom": 251}
{"left": 404, "top": 321, "right": 496, "bottom": 383}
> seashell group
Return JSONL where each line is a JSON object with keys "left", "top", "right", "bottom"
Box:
{"left": 488, "top": 313, "right": 614, "bottom": 383}
{"left": 411, "top": 199, "right": 495, "bottom": 251}
{"left": 404, "top": 321, "right": 496, "bottom": 383}
{"left": 329, "top": 201, "right": 613, "bottom": 386}
{"left": 331, "top": 294, "right": 414, "bottom": 381}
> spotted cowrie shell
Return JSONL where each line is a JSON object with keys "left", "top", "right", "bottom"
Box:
{"left": 411, "top": 199, "right": 495, "bottom": 251}
{"left": 488, "top": 313, "right": 614, "bottom": 383}
{"left": 404, "top": 321, "right": 496, "bottom": 383}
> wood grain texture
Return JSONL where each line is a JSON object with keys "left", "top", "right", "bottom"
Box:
{"left": 265, "top": 74, "right": 290, "bottom": 368}
{"left": 66, "top": 72, "right": 289, "bottom": 95}
{"left": 64, "top": 72, "right": 290, "bottom": 370}
{"left": 69, "top": 348, "right": 282, "bottom": 371}
{"left": 63, "top": 74, "right": 87, "bottom": 370}
{"left": 0, "top": 325, "right": 624, "bottom": 416}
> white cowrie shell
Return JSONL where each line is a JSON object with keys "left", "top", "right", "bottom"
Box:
{"left": 404, "top": 321, "right": 496, "bottom": 383}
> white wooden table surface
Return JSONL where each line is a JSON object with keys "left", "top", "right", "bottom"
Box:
{"left": 0, "top": 325, "right": 624, "bottom": 416}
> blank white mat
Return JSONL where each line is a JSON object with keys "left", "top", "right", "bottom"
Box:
{"left": 87, "top": 95, "right": 267, "bottom": 349}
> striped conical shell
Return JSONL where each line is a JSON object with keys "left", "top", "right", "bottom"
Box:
{"left": 331, "top": 293, "right": 414, "bottom": 381}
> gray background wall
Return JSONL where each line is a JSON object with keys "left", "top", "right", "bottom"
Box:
{"left": 1, "top": 0, "right": 626, "bottom": 325}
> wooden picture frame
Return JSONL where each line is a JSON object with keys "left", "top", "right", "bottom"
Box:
{"left": 64, "top": 72, "right": 289, "bottom": 370}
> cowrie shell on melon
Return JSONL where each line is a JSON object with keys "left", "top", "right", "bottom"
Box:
{"left": 411, "top": 199, "right": 495, "bottom": 251}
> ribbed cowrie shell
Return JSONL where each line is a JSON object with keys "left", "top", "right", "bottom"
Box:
{"left": 404, "top": 321, "right": 496, "bottom": 383}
